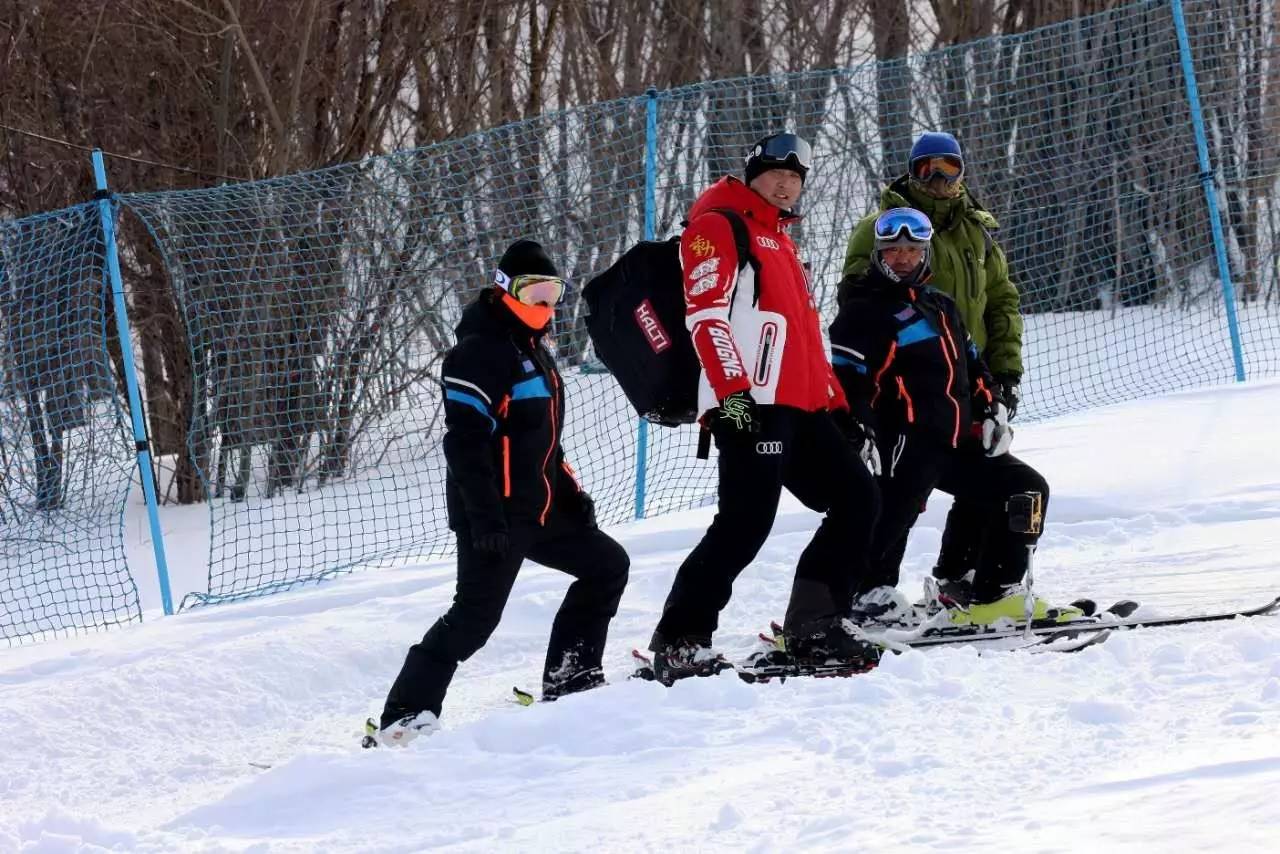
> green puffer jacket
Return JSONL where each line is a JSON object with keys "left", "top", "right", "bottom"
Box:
{"left": 840, "top": 175, "right": 1024, "bottom": 379}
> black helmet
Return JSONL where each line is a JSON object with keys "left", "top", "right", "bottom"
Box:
{"left": 744, "top": 133, "right": 812, "bottom": 184}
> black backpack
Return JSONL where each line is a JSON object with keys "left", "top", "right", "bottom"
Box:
{"left": 582, "top": 209, "right": 756, "bottom": 426}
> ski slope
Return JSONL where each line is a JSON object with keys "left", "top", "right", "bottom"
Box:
{"left": 2, "top": 380, "right": 1279, "bottom": 852}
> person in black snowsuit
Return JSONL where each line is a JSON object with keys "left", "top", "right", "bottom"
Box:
{"left": 374, "top": 240, "right": 629, "bottom": 744}
{"left": 830, "top": 208, "right": 1052, "bottom": 622}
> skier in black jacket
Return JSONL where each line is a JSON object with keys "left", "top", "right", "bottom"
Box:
{"left": 830, "top": 208, "right": 1079, "bottom": 627}
{"left": 371, "top": 240, "right": 630, "bottom": 746}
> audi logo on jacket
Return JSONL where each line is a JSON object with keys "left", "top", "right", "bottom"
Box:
{"left": 829, "top": 265, "right": 998, "bottom": 448}
{"left": 439, "top": 289, "right": 584, "bottom": 534}
{"left": 679, "top": 176, "right": 848, "bottom": 418}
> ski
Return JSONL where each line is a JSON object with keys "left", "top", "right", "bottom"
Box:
{"left": 1068, "top": 599, "right": 1140, "bottom": 619}
{"left": 630, "top": 649, "right": 658, "bottom": 682}
{"left": 1017, "top": 626, "right": 1113, "bottom": 654}
{"left": 763, "top": 618, "right": 1109, "bottom": 657}
{"left": 878, "top": 594, "right": 1280, "bottom": 649}
{"left": 360, "top": 717, "right": 380, "bottom": 748}
{"left": 630, "top": 646, "right": 876, "bottom": 685}
{"left": 839, "top": 598, "right": 1139, "bottom": 635}
{"left": 734, "top": 648, "right": 879, "bottom": 683}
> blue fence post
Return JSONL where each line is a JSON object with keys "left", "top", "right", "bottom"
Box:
{"left": 1171, "top": 0, "right": 1247, "bottom": 382}
{"left": 92, "top": 150, "right": 175, "bottom": 615}
{"left": 635, "top": 87, "right": 659, "bottom": 520}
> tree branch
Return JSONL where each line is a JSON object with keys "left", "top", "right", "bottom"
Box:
{"left": 219, "top": 0, "right": 285, "bottom": 142}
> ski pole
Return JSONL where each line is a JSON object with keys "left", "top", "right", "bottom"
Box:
{"left": 1023, "top": 543, "right": 1035, "bottom": 638}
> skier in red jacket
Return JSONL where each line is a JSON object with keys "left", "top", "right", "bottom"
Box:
{"left": 648, "top": 133, "right": 881, "bottom": 683}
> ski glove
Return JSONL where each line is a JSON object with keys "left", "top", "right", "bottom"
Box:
{"left": 573, "top": 490, "right": 598, "bottom": 528}
{"left": 982, "top": 401, "right": 1014, "bottom": 457}
{"left": 715, "top": 390, "right": 761, "bottom": 434}
{"left": 994, "top": 373, "right": 1021, "bottom": 420}
{"left": 472, "top": 530, "right": 510, "bottom": 557}
{"left": 833, "top": 410, "right": 882, "bottom": 476}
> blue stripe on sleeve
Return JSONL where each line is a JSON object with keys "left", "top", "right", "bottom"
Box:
{"left": 445, "top": 389, "right": 497, "bottom": 433}
{"left": 832, "top": 354, "right": 868, "bottom": 374}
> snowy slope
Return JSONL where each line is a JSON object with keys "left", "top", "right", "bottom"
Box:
{"left": 2, "top": 380, "right": 1279, "bottom": 853}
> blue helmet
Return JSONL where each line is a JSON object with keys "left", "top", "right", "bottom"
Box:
{"left": 909, "top": 132, "right": 962, "bottom": 164}
{"left": 909, "top": 132, "right": 964, "bottom": 185}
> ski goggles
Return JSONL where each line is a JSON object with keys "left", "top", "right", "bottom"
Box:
{"left": 747, "top": 133, "right": 813, "bottom": 173}
{"left": 874, "top": 208, "right": 934, "bottom": 245}
{"left": 508, "top": 274, "right": 566, "bottom": 307}
{"left": 910, "top": 154, "right": 964, "bottom": 183}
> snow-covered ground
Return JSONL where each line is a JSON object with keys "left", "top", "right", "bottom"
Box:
{"left": 2, "top": 380, "right": 1279, "bottom": 853}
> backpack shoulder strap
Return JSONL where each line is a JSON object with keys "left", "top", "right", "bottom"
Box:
{"left": 706, "top": 207, "right": 755, "bottom": 270}
{"left": 706, "top": 207, "right": 760, "bottom": 306}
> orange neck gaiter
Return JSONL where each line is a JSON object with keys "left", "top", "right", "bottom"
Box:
{"left": 500, "top": 291, "right": 553, "bottom": 331}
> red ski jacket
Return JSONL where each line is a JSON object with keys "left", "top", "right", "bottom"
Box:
{"left": 679, "top": 176, "right": 847, "bottom": 417}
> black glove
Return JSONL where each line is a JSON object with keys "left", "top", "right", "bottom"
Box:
{"left": 994, "top": 373, "right": 1021, "bottom": 420}
{"left": 832, "top": 410, "right": 882, "bottom": 476}
{"left": 472, "top": 530, "right": 510, "bottom": 557}
{"left": 573, "top": 490, "right": 598, "bottom": 528}
{"left": 715, "top": 390, "right": 761, "bottom": 434}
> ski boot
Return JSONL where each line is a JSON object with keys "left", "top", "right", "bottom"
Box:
{"left": 945, "top": 586, "right": 1086, "bottom": 628}
{"left": 648, "top": 637, "right": 732, "bottom": 686}
{"left": 784, "top": 616, "right": 882, "bottom": 669}
{"left": 541, "top": 666, "right": 606, "bottom": 702}
{"left": 849, "top": 586, "right": 920, "bottom": 628}
{"left": 362, "top": 710, "right": 439, "bottom": 748}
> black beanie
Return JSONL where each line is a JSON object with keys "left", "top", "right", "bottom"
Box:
{"left": 496, "top": 239, "right": 558, "bottom": 290}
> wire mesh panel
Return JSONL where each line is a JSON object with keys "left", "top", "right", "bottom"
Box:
{"left": 122, "top": 97, "right": 650, "bottom": 605}
{"left": 0, "top": 203, "right": 140, "bottom": 644}
{"left": 13, "top": 0, "right": 1267, "bottom": 619}
{"left": 1183, "top": 0, "right": 1280, "bottom": 376}
{"left": 641, "top": 0, "right": 1280, "bottom": 515}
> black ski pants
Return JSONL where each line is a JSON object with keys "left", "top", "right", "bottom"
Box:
{"left": 936, "top": 497, "right": 986, "bottom": 581}
{"left": 652, "top": 406, "right": 880, "bottom": 647}
{"left": 863, "top": 431, "right": 1049, "bottom": 601}
{"left": 381, "top": 509, "right": 629, "bottom": 726}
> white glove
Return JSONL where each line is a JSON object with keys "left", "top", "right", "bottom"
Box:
{"left": 858, "top": 434, "right": 882, "bottom": 476}
{"left": 982, "top": 402, "right": 1013, "bottom": 457}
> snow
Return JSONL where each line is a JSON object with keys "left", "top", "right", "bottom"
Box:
{"left": 2, "top": 379, "right": 1280, "bottom": 852}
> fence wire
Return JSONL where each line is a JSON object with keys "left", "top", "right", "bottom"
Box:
{"left": 1, "top": 0, "right": 1277, "bottom": 639}
{"left": 0, "top": 203, "right": 140, "bottom": 644}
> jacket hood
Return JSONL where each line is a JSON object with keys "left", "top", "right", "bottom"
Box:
{"left": 688, "top": 176, "right": 802, "bottom": 229}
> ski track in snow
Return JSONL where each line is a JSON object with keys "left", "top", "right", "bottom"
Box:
{"left": 2, "top": 381, "right": 1279, "bottom": 853}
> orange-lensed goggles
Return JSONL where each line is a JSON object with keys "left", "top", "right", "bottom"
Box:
{"left": 509, "top": 274, "right": 566, "bottom": 307}
{"left": 910, "top": 154, "right": 964, "bottom": 182}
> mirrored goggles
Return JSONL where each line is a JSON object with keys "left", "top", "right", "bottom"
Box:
{"left": 749, "top": 133, "right": 813, "bottom": 172}
{"left": 874, "top": 208, "right": 934, "bottom": 244}
{"left": 910, "top": 154, "right": 964, "bottom": 182}
{"left": 509, "top": 274, "right": 566, "bottom": 307}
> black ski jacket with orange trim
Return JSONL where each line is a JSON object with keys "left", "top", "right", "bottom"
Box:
{"left": 830, "top": 266, "right": 999, "bottom": 448}
{"left": 440, "top": 288, "right": 585, "bottom": 535}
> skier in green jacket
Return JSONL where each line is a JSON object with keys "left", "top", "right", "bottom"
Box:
{"left": 841, "top": 132, "right": 1025, "bottom": 593}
